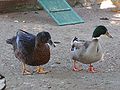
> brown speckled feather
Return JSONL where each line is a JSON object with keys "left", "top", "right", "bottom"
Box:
{"left": 6, "top": 30, "right": 54, "bottom": 66}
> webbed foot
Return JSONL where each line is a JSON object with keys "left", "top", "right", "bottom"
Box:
{"left": 88, "top": 64, "right": 96, "bottom": 73}
{"left": 36, "top": 66, "right": 48, "bottom": 74}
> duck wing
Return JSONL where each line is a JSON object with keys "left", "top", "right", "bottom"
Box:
{"left": 16, "top": 30, "right": 35, "bottom": 55}
{"left": 71, "top": 39, "right": 91, "bottom": 51}
{"left": 70, "top": 38, "right": 92, "bottom": 61}
{"left": 83, "top": 41, "right": 91, "bottom": 50}
{"left": 6, "top": 30, "right": 35, "bottom": 55}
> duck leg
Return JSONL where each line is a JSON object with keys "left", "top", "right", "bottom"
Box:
{"left": 72, "top": 60, "right": 82, "bottom": 72}
{"left": 88, "top": 64, "right": 96, "bottom": 73}
{"left": 36, "top": 66, "right": 48, "bottom": 74}
{"left": 22, "top": 63, "right": 31, "bottom": 75}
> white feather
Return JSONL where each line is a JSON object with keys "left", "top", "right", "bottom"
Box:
{"left": 0, "top": 78, "right": 6, "bottom": 90}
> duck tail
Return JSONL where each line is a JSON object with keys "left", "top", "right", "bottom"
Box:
{"left": 71, "top": 37, "right": 78, "bottom": 45}
{"left": 0, "top": 74, "right": 6, "bottom": 90}
{"left": 6, "top": 36, "right": 16, "bottom": 45}
{"left": 0, "top": 74, "right": 5, "bottom": 79}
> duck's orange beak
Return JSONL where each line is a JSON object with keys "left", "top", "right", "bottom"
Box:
{"left": 106, "top": 32, "right": 113, "bottom": 38}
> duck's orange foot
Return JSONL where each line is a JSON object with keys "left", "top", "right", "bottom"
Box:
{"left": 88, "top": 64, "right": 96, "bottom": 73}
{"left": 72, "top": 66, "right": 82, "bottom": 72}
{"left": 36, "top": 66, "right": 48, "bottom": 74}
{"left": 72, "top": 60, "right": 82, "bottom": 72}
{"left": 22, "top": 69, "right": 32, "bottom": 75}
{"left": 73, "top": 67, "right": 80, "bottom": 72}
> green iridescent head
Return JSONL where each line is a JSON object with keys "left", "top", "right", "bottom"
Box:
{"left": 92, "top": 25, "right": 113, "bottom": 38}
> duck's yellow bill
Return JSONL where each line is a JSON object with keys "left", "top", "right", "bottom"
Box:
{"left": 106, "top": 32, "right": 113, "bottom": 38}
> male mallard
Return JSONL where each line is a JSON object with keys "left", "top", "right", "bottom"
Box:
{"left": 6, "top": 29, "right": 55, "bottom": 75}
{"left": 0, "top": 74, "right": 6, "bottom": 90}
{"left": 70, "top": 25, "right": 113, "bottom": 73}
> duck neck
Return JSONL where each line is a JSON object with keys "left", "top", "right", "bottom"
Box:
{"left": 92, "top": 38, "right": 99, "bottom": 44}
{"left": 85, "top": 37, "right": 99, "bottom": 53}
{"left": 92, "top": 37, "right": 100, "bottom": 40}
{"left": 35, "top": 42, "right": 45, "bottom": 49}
{"left": 89, "top": 37, "right": 99, "bottom": 47}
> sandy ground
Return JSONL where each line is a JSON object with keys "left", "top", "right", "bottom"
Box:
{"left": 0, "top": 7, "right": 120, "bottom": 90}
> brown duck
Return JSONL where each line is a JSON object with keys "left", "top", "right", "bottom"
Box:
{"left": 6, "top": 29, "right": 55, "bottom": 75}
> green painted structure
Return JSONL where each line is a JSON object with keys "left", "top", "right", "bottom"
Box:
{"left": 37, "top": 0, "right": 84, "bottom": 25}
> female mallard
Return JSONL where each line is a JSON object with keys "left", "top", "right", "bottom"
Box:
{"left": 6, "top": 29, "right": 55, "bottom": 75}
{"left": 70, "top": 25, "right": 113, "bottom": 73}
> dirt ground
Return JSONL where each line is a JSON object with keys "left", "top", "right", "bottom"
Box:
{"left": 0, "top": 7, "right": 120, "bottom": 90}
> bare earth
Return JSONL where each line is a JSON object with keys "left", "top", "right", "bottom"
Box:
{"left": 0, "top": 7, "right": 120, "bottom": 90}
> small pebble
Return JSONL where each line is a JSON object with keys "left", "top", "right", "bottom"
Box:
{"left": 23, "top": 21, "right": 26, "bottom": 23}
{"left": 55, "top": 62, "right": 61, "bottom": 64}
{"left": 14, "top": 20, "right": 19, "bottom": 23}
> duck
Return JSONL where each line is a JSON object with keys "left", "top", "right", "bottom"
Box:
{"left": 70, "top": 25, "right": 113, "bottom": 73}
{"left": 6, "top": 29, "right": 55, "bottom": 75}
{"left": 0, "top": 74, "right": 6, "bottom": 90}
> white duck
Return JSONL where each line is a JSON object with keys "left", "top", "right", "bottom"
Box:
{"left": 0, "top": 74, "right": 6, "bottom": 90}
{"left": 70, "top": 25, "right": 113, "bottom": 73}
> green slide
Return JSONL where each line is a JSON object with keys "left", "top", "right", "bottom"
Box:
{"left": 37, "top": 0, "right": 84, "bottom": 25}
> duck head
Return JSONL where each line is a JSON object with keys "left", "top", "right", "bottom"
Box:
{"left": 92, "top": 25, "right": 113, "bottom": 39}
{"left": 36, "top": 31, "right": 56, "bottom": 47}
